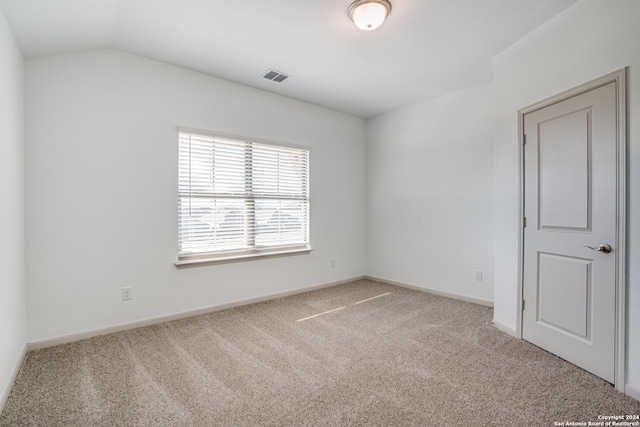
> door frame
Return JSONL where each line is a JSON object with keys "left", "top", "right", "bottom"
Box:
{"left": 516, "top": 69, "right": 627, "bottom": 392}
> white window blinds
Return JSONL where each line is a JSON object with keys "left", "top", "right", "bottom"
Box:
{"left": 178, "top": 130, "right": 310, "bottom": 261}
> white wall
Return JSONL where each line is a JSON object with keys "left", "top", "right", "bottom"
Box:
{"left": 0, "top": 7, "right": 25, "bottom": 410}
{"left": 493, "top": 0, "right": 640, "bottom": 395}
{"left": 366, "top": 83, "right": 495, "bottom": 304}
{"left": 25, "top": 49, "right": 366, "bottom": 343}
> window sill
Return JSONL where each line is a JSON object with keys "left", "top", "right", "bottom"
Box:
{"left": 175, "top": 246, "right": 312, "bottom": 268}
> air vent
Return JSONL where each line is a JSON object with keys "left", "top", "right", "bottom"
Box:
{"left": 262, "top": 70, "right": 290, "bottom": 83}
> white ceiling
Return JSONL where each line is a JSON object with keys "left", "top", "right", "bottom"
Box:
{"left": 0, "top": 0, "right": 579, "bottom": 118}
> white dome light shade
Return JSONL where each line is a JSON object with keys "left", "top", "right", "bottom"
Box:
{"left": 348, "top": 0, "right": 392, "bottom": 31}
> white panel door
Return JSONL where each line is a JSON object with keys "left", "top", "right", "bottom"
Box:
{"left": 522, "top": 82, "right": 617, "bottom": 383}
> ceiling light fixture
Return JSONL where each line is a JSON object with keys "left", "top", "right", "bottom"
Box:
{"left": 348, "top": 0, "right": 392, "bottom": 31}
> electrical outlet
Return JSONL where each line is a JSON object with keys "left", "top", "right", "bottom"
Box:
{"left": 474, "top": 270, "right": 483, "bottom": 281}
{"left": 121, "top": 287, "right": 133, "bottom": 301}
{"left": 330, "top": 259, "right": 336, "bottom": 268}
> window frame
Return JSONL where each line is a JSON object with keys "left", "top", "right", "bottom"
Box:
{"left": 175, "top": 128, "right": 311, "bottom": 267}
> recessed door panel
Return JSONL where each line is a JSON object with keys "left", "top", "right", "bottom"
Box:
{"left": 538, "top": 109, "right": 591, "bottom": 231}
{"left": 537, "top": 253, "right": 591, "bottom": 340}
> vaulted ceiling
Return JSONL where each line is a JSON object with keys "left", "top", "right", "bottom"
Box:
{"left": 0, "top": 0, "right": 578, "bottom": 117}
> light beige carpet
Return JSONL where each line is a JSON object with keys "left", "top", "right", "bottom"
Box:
{"left": 1, "top": 279, "right": 638, "bottom": 426}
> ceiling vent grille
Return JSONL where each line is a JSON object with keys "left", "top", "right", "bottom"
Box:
{"left": 263, "top": 70, "right": 290, "bottom": 83}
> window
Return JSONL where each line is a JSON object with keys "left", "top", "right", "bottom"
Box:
{"left": 176, "top": 129, "right": 310, "bottom": 265}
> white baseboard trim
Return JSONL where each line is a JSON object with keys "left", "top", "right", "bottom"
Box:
{"left": 27, "top": 275, "right": 366, "bottom": 351}
{"left": 365, "top": 275, "right": 494, "bottom": 307}
{"left": 626, "top": 383, "right": 640, "bottom": 402}
{"left": 492, "top": 319, "right": 518, "bottom": 337}
{"left": 0, "top": 343, "right": 27, "bottom": 414}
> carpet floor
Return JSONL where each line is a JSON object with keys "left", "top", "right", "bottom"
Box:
{"left": 1, "top": 279, "right": 638, "bottom": 426}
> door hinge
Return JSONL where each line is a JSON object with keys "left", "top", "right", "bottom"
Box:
{"left": 523, "top": 217, "right": 527, "bottom": 228}
{"left": 522, "top": 300, "right": 525, "bottom": 311}
{"left": 523, "top": 134, "right": 527, "bottom": 145}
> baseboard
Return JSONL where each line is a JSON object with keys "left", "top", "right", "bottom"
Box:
{"left": 491, "top": 319, "right": 518, "bottom": 337}
{"left": 626, "top": 383, "right": 640, "bottom": 402}
{"left": 0, "top": 343, "right": 27, "bottom": 414}
{"left": 365, "top": 275, "right": 494, "bottom": 307}
{"left": 27, "top": 275, "right": 367, "bottom": 351}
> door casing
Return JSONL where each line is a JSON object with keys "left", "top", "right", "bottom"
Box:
{"left": 516, "top": 69, "right": 627, "bottom": 392}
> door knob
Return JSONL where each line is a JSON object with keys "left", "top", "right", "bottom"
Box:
{"left": 584, "top": 244, "right": 612, "bottom": 254}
